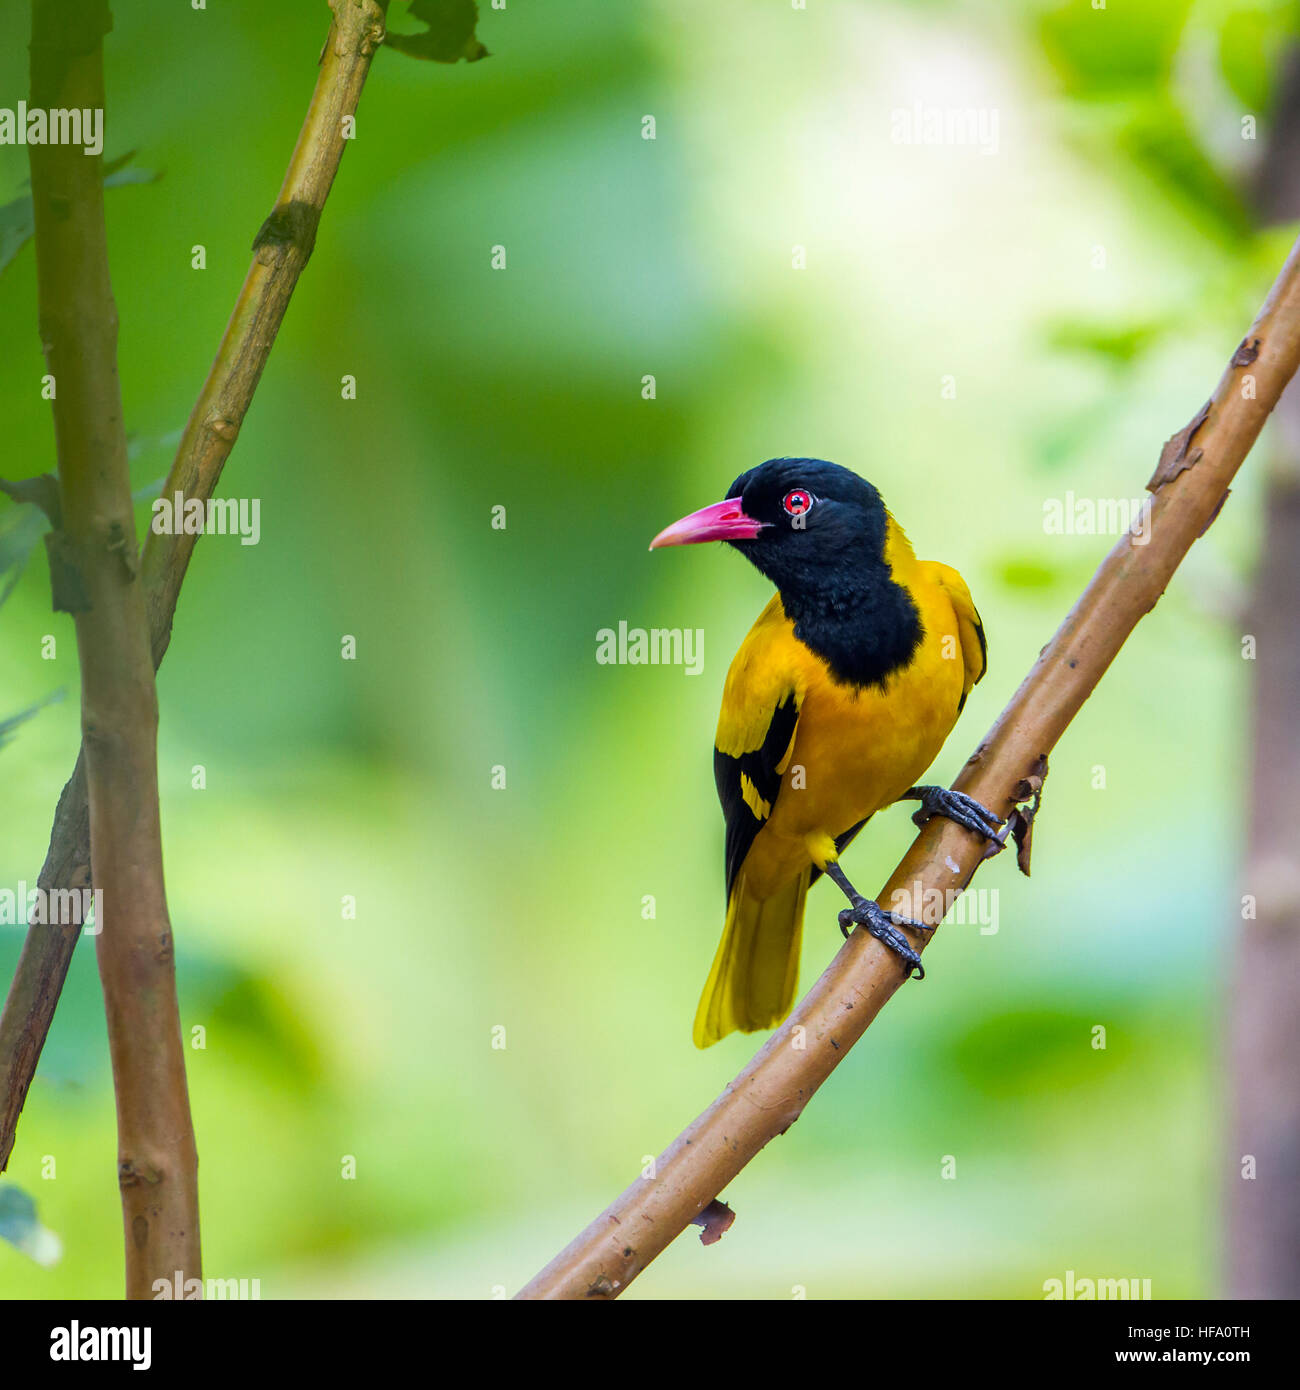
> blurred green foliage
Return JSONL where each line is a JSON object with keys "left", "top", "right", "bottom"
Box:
{"left": 0, "top": 0, "right": 1293, "bottom": 1298}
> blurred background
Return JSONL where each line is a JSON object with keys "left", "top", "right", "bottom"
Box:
{"left": 1, "top": 0, "right": 1297, "bottom": 1298}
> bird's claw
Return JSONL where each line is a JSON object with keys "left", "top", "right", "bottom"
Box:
{"left": 905, "top": 785, "right": 1007, "bottom": 852}
{"left": 838, "top": 897, "right": 931, "bottom": 980}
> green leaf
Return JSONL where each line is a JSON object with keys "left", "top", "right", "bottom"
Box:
{"left": 0, "top": 429, "right": 174, "bottom": 608}
{"left": 0, "top": 690, "right": 65, "bottom": 751}
{"left": 0, "top": 500, "right": 49, "bottom": 610}
{"left": 127, "top": 425, "right": 183, "bottom": 466}
{"left": 0, "top": 193, "right": 34, "bottom": 278}
{"left": 104, "top": 165, "right": 161, "bottom": 189}
{"left": 1045, "top": 317, "right": 1167, "bottom": 365}
{"left": 0, "top": 151, "right": 160, "bottom": 280}
{"left": 176, "top": 956, "right": 327, "bottom": 1095}
{"left": 133, "top": 475, "right": 166, "bottom": 503}
{"left": 386, "top": 0, "right": 489, "bottom": 63}
{"left": 1055, "top": 94, "right": 1250, "bottom": 243}
{"left": 1115, "top": 98, "right": 1251, "bottom": 238}
{"left": 1217, "top": 2, "right": 1298, "bottom": 112}
{"left": 0, "top": 1183, "right": 62, "bottom": 1266}
{"left": 996, "top": 557, "right": 1064, "bottom": 592}
{"left": 1037, "top": 0, "right": 1195, "bottom": 96}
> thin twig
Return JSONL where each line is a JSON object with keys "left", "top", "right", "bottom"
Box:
{"left": 517, "top": 232, "right": 1300, "bottom": 1300}
{"left": 0, "top": 0, "right": 389, "bottom": 1172}
{"left": 141, "top": 0, "right": 391, "bottom": 665}
{"left": 26, "top": 0, "right": 199, "bottom": 1295}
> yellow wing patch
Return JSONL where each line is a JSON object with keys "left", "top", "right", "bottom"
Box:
{"left": 714, "top": 596, "right": 809, "bottom": 759}
{"left": 740, "top": 773, "right": 771, "bottom": 821}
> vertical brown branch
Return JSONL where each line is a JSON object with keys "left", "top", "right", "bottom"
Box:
{"left": 1228, "top": 443, "right": 1300, "bottom": 1299}
{"left": 1225, "top": 48, "right": 1300, "bottom": 1300}
{"left": 0, "top": 0, "right": 389, "bottom": 1175}
{"left": 26, "top": 0, "right": 200, "bottom": 1294}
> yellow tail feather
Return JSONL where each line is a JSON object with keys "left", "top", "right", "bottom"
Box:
{"left": 692, "top": 868, "right": 811, "bottom": 1048}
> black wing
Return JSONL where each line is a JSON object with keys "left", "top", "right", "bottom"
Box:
{"left": 714, "top": 693, "right": 800, "bottom": 902}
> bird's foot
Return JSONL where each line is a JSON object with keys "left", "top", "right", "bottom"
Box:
{"left": 904, "top": 784, "right": 1006, "bottom": 856}
{"left": 837, "top": 897, "right": 932, "bottom": 980}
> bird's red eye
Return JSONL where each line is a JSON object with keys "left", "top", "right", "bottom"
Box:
{"left": 782, "top": 489, "right": 813, "bottom": 517}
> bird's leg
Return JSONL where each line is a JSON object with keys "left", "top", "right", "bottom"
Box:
{"left": 902, "top": 784, "right": 1007, "bottom": 855}
{"left": 823, "top": 861, "right": 931, "bottom": 981}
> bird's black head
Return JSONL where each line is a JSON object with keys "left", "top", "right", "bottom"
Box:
{"left": 719, "top": 457, "right": 891, "bottom": 591}
{"left": 650, "top": 457, "right": 922, "bottom": 687}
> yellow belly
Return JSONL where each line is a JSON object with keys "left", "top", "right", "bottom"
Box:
{"left": 738, "top": 586, "right": 966, "bottom": 897}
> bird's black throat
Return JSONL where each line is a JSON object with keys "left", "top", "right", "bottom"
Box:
{"left": 720, "top": 457, "right": 925, "bottom": 689}
{"left": 777, "top": 564, "right": 923, "bottom": 691}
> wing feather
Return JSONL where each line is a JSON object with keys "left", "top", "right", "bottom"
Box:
{"left": 920, "top": 560, "right": 986, "bottom": 705}
{"left": 713, "top": 597, "right": 804, "bottom": 901}
{"left": 715, "top": 694, "right": 798, "bottom": 900}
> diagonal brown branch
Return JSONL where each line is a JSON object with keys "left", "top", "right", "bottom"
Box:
{"left": 26, "top": 0, "right": 199, "bottom": 1294}
{"left": 517, "top": 233, "right": 1300, "bottom": 1300}
{"left": 0, "top": 0, "right": 390, "bottom": 1175}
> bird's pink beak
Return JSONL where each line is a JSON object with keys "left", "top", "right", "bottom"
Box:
{"left": 649, "top": 497, "right": 767, "bottom": 550}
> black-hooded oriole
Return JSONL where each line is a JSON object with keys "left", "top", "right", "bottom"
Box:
{"left": 651, "top": 458, "right": 1002, "bottom": 1047}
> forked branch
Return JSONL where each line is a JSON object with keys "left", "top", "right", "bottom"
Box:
{"left": 0, "top": 0, "right": 390, "bottom": 1172}
{"left": 26, "top": 0, "right": 198, "bottom": 1295}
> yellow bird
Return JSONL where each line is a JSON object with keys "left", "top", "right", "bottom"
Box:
{"left": 650, "top": 458, "right": 1001, "bottom": 1047}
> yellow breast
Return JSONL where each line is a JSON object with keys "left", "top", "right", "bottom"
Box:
{"left": 724, "top": 518, "right": 974, "bottom": 896}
